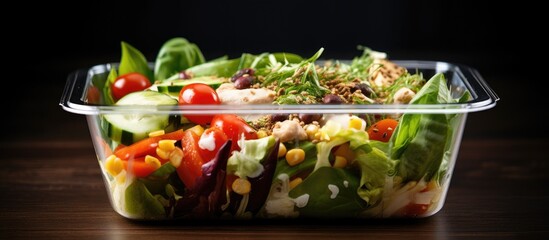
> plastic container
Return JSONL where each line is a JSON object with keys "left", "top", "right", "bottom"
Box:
{"left": 60, "top": 60, "right": 498, "bottom": 220}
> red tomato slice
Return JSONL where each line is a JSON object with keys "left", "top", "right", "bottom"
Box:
{"left": 177, "top": 129, "right": 205, "bottom": 188}
{"left": 211, "top": 114, "right": 258, "bottom": 152}
{"left": 197, "top": 128, "right": 229, "bottom": 163}
{"left": 367, "top": 119, "right": 398, "bottom": 142}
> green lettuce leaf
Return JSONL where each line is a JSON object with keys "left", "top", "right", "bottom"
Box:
{"left": 227, "top": 136, "right": 276, "bottom": 178}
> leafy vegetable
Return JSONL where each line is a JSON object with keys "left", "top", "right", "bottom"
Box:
{"left": 275, "top": 141, "right": 317, "bottom": 179}
{"left": 246, "top": 139, "right": 280, "bottom": 214}
{"left": 102, "top": 68, "right": 117, "bottom": 105}
{"left": 355, "top": 147, "right": 397, "bottom": 205}
{"left": 227, "top": 136, "right": 276, "bottom": 178}
{"left": 391, "top": 73, "right": 466, "bottom": 181}
{"left": 119, "top": 41, "right": 153, "bottom": 82}
{"left": 154, "top": 38, "right": 205, "bottom": 81}
{"left": 261, "top": 48, "right": 329, "bottom": 104}
{"left": 289, "top": 167, "right": 366, "bottom": 218}
{"left": 125, "top": 180, "right": 166, "bottom": 219}
{"left": 185, "top": 58, "right": 241, "bottom": 78}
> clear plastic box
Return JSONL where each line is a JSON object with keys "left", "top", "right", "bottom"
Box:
{"left": 60, "top": 60, "right": 498, "bottom": 220}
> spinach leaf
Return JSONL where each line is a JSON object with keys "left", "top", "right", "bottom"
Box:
{"left": 274, "top": 141, "right": 317, "bottom": 179}
{"left": 102, "top": 68, "right": 117, "bottom": 105}
{"left": 289, "top": 167, "right": 366, "bottom": 218}
{"left": 390, "top": 73, "right": 466, "bottom": 182}
{"left": 119, "top": 41, "right": 153, "bottom": 83}
{"left": 154, "top": 38, "right": 205, "bottom": 81}
{"left": 185, "top": 58, "right": 241, "bottom": 78}
{"left": 125, "top": 180, "right": 166, "bottom": 219}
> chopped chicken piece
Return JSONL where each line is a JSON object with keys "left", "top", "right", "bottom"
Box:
{"left": 369, "top": 59, "right": 406, "bottom": 88}
{"left": 393, "top": 87, "right": 416, "bottom": 104}
{"left": 216, "top": 83, "right": 276, "bottom": 105}
{"left": 272, "top": 119, "right": 308, "bottom": 143}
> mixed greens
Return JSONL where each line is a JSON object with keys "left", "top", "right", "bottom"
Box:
{"left": 91, "top": 37, "right": 469, "bottom": 219}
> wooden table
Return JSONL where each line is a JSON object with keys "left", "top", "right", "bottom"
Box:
{"left": 2, "top": 131, "right": 547, "bottom": 239}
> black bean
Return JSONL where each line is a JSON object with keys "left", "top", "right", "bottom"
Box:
{"left": 270, "top": 114, "right": 288, "bottom": 123}
{"left": 179, "top": 71, "right": 192, "bottom": 79}
{"left": 322, "top": 94, "right": 343, "bottom": 104}
{"left": 231, "top": 68, "right": 255, "bottom": 82}
{"left": 299, "top": 113, "right": 322, "bottom": 124}
{"left": 351, "top": 83, "right": 373, "bottom": 97}
{"left": 234, "top": 76, "right": 253, "bottom": 89}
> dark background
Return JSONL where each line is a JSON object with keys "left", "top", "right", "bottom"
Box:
{"left": 3, "top": 0, "right": 544, "bottom": 141}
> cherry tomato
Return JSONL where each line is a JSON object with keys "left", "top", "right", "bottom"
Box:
{"left": 211, "top": 114, "right": 258, "bottom": 152}
{"left": 86, "top": 86, "right": 101, "bottom": 104}
{"left": 401, "top": 203, "right": 429, "bottom": 217}
{"left": 111, "top": 72, "right": 151, "bottom": 101}
{"left": 198, "top": 128, "right": 229, "bottom": 162}
{"left": 178, "top": 83, "right": 220, "bottom": 125}
{"left": 177, "top": 129, "right": 206, "bottom": 188}
{"left": 367, "top": 119, "right": 398, "bottom": 142}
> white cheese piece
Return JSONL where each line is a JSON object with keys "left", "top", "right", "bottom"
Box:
{"left": 198, "top": 131, "right": 216, "bottom": 151}
{"left": 294, "top": 194, "right": 310, "bottom": 208}
{"left": 328, "top": 184, "right": 339, "bottom": 199}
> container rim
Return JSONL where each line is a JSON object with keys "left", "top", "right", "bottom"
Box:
{"left": 60, "top": 60, "right": 499, "bottom": 115}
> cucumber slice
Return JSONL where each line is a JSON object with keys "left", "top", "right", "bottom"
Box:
{"left": 103, "top": 91, "right": 179, "bottom": 145}
{"left": 154, "top": 76, "right": 227, "bottom": 95}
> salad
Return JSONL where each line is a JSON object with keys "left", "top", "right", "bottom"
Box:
{"left": 90, "top": 37, "right": 469, "bottom": 219}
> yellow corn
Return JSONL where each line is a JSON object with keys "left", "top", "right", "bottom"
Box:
{"left": 158, "top": 139, "right": 176, "bottom": 151}
{"left": 289, "top": 177, "right": 303, "bottom": 190}
{"left": 156, "top": 147, "right": 170, "bottom": 160}
{"left": 148, "top": 130, "right": 165, "bottom": 137}
{"left": 169, "top": 147, "right": 184, "bottom": 168}
{"left": 105, "top": 155, "right": 123, "bottom": 176}
{"left": 426, "top": 180, "right": 438, "bottom": 191}
{"left": 286, "top": 148, "right": 305, "bottom": 166}
{"left": 349, "top": 118, "right": 364, "bottom": 130}
{"left": 116, "top": 170, "right": 127, "bottom": 184}
{"left": 333, "top": 142, "right": 356, "bottom": 162}
{"left": 256, "top": 130, "right": 268, "bottom": 138}
{"left": 144, "top": 155, "right": 161, "bottom": 170}
{"left": 304, "top": 124, "right": 319, "bottom": 140}
{"left": 232, "top": 178, "right": 251, "bottom": 195}
{"left": 187, "top": 125, "right": 204, "bottom": 136}
{"left": 333, "top": 156, "right": 347, "bottom": 168}
{"left": 278, "top": 143, "right": 287, "bottom": 158}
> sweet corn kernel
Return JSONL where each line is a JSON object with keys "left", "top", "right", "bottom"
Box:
{"left": 116, "top": 170, "right": 127, "bottom": 184}
{"left": 169, "top": 147, "right": 184, "bottom": 168}
{"left": 286, "top": 148, "right": 305, "bottom": 166}
{"left": 278, "top": 143, "right": 287, "bottom": 158}
{"left": 232, "top": 178, "right": 251, "bottom": 195}
{"left": 144, "top": 155, "right": 161, "bottom": 170}
{"left": 188, "top": 125, "right": 204, "bottom": 136}
{"left": 333, "top": 156, "right": 347, "bottom": 168}
{"left": 148, "top": 130, "right": 165, "bottom": 137}
{"left": 105, "top": 155, "right": 123, "bottom": 176}
{"left": 305, "top": 124, "right": 319, "bottom": 140}
{"left": 158, "top": 139, "right": 176, "bottom": 151}
{"left": 289, "top": 177, "right": 303, "bottom": 190}
{"left": 156, "top": 147, "right": 170, "bottom": 160}
{"left": 425, "top": 180, "right": 438, "bottom": 191}
{"left": 349, "top": 118, "right": 364, "bottom": 130}
{"left": 333, "top": 143, "right": 356, "bottom": 162}
{"left": 256, "top": 130, "right": 268, "bottom": 138}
